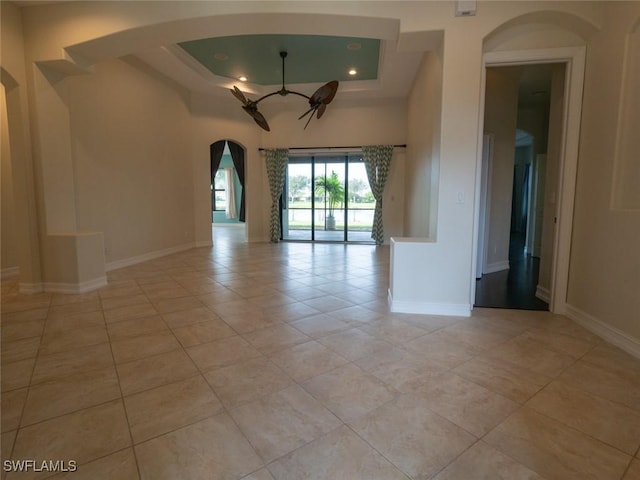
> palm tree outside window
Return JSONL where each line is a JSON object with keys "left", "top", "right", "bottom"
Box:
{"left": 315, "top": 170, "right": 345, "bottom": 230}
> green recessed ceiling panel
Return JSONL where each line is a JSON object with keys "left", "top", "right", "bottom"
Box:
{"left": 178, "top": 34, "right": 380, "bottom": 85}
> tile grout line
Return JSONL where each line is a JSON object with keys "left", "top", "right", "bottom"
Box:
{"left": 4, "top": 235, "right": 639, "bottom": 479}
{"left": 9, "top": 292, "right": 53, "bottom": 469}
{"left": 105, "top": 280, "right": 150, "bottom": 480}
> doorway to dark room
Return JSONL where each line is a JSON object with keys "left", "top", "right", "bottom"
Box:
{"left": 475, "top": 63, "right": 565, "bottom": 311}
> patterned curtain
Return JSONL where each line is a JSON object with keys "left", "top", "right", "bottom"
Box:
{"left": 363, "top": 145, "right": 394, "bottom": 245}
{"left": 265, "top": 148, "right": 289, "bottom": 242}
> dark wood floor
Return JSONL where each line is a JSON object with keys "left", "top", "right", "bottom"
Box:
{"left": 474, "top": 232, "right": 549, "bottom": 311}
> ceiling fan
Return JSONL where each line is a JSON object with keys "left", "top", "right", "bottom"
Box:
{"left": 230, "top": 51, "right": 339, "bottom": 132}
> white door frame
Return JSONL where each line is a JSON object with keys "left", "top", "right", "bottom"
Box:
{"left": 476, "top": 134, "right": 493, "bottom": 278}
{"left": 470, "top": 46, "right": 586, "bottom": 314}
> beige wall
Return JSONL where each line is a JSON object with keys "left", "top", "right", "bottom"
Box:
{"left": 61, "top": 57, "right": 195, "bottom": 264}
{"left": 405, "top": 48, "right": 443, "bottom": 239}
{"left": 568, "top": 2, "right": 640, "bottom": 339}
{"left": 611, "top": 23, "right": 640, "bottom": 210}
{"left": 0, "top": 1, "right": 42, "bottom": 288}
{"left": 1, "top": 84, "right": 18, "bottom": 273}
{"left": 483, "top": 67, "right": 519, "bottom": 272}
{"left": 517, "top": 105, "right": 549, "bottom": 158}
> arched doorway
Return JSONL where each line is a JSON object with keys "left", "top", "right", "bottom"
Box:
{"left": 210, "top": 140, "right": 246, "bottom": 244}
{"left": 472, "top": 11, "right": 596, "bottom": 314}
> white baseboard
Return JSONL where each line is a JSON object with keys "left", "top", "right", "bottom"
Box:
{"left": 536, "top": 285, "right": 550, "bottom": 303}
{"left": 195, "top": 240, "right": 213, "bottom": 248}
{"left": 565, "top": 304, "right": 640, "bottom": 359}
{"left": 388, "top": 290, "right": 471, "bottom": 317}
{"left": 1, "top": 266, "right": 19, "bottom": 279}
{"left": 43, "top": 276, "right": 108, "bottom": 294}
{"left": 484, "top": 261, "right": 510, "bottom": 274}
{"left": 19, "top": 282, "right": 44, "bottom": 294}
{"left": 105, "top": 242, "right": 197, "bottom": 272}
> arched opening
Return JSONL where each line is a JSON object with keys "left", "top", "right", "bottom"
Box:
{"left": 210, "top": 139, "right": 246, "bottom": 245}
{"left": 472, "top": 11, "right": 597, "bottom": 313}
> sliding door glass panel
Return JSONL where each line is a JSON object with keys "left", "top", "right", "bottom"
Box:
{"left": 314, "top": 157, "right": 346, "bottom": 242}
{"left": 283, "top": 160, "right": 312, "bottom": 241}
{"left": 346, "top": 155, "right": 374, "bottom": 242}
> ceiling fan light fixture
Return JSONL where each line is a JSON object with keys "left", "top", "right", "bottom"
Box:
{"left": 238, "top": 76, "right": 248, "bottom": 82}
{"left": 229, "top": 51, "right": 339, "bottom": 132}
{"left": 348, "top": 68, "right": 358, "bottom": 76}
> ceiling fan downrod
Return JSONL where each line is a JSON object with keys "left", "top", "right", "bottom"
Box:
{"left": 229, "top": 51, "right": 339, "bottom": 131}
{"left": 279, "top": 51, "right": 288, "bottom": 96}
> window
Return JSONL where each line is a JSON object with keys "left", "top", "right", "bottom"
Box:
{"left": 212, "top": 170, "right": 226, "bottom": 211}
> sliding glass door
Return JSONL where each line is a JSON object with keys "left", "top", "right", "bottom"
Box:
{"left": 282, "top": 154, "right": 374, "bottom": 243}
{"left": 346, "top": 159, "right": 376, "bottom": 242}
{"left": 283, "top": 161, "right": 313, "bottom": 241}
{"left": 314, "top": 159, "right": 345, "bottom": 241}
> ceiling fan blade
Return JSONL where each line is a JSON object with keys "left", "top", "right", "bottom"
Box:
{"left": 303, "top": 110, "right": 315, "bottom": 130}
{"left": 243, "top": 105, "right": 270, "bottom": 131}
{"left": 316, "top": 103, "right": 327, "bottom": 119}
{"left": 252, "top": 113, "right": 271, "bottom": 131}
{"left": 298, "top": 105, "right": 315, "bottom": 120}
{"left": 231, "top": 86, "right": 248, "bottom": 105}
{"left": 310, "top": 80, "right": 339, "bottom": 106}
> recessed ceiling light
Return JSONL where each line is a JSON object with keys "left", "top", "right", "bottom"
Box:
{"left": 239, "top": 76, "right": 248, "bottom": 82}
{"left": 347, "top": 42, "right": 362, "bottom": 51}
{"left": 348, "top": 68, "right": 358, "bottom": 76}
{"left": 213, "top": 53, "right": 228, "bottom": 61}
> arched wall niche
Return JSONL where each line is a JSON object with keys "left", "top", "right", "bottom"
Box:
{"left": 610, "top": 14, "right": 640, "bottom": 210}
{"left": 484, "top": 10, "right": 598, "bottom": 52}
{"left": 473, "top": 10, "right": 596, "bottom": 313}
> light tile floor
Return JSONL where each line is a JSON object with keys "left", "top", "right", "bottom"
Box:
{"left": 1, "top": 225, "right": 640, "bottom": 479}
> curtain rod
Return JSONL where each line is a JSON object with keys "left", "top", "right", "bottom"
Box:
{"left": 258, "top": 144, "right": 406, "bottom": 152}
